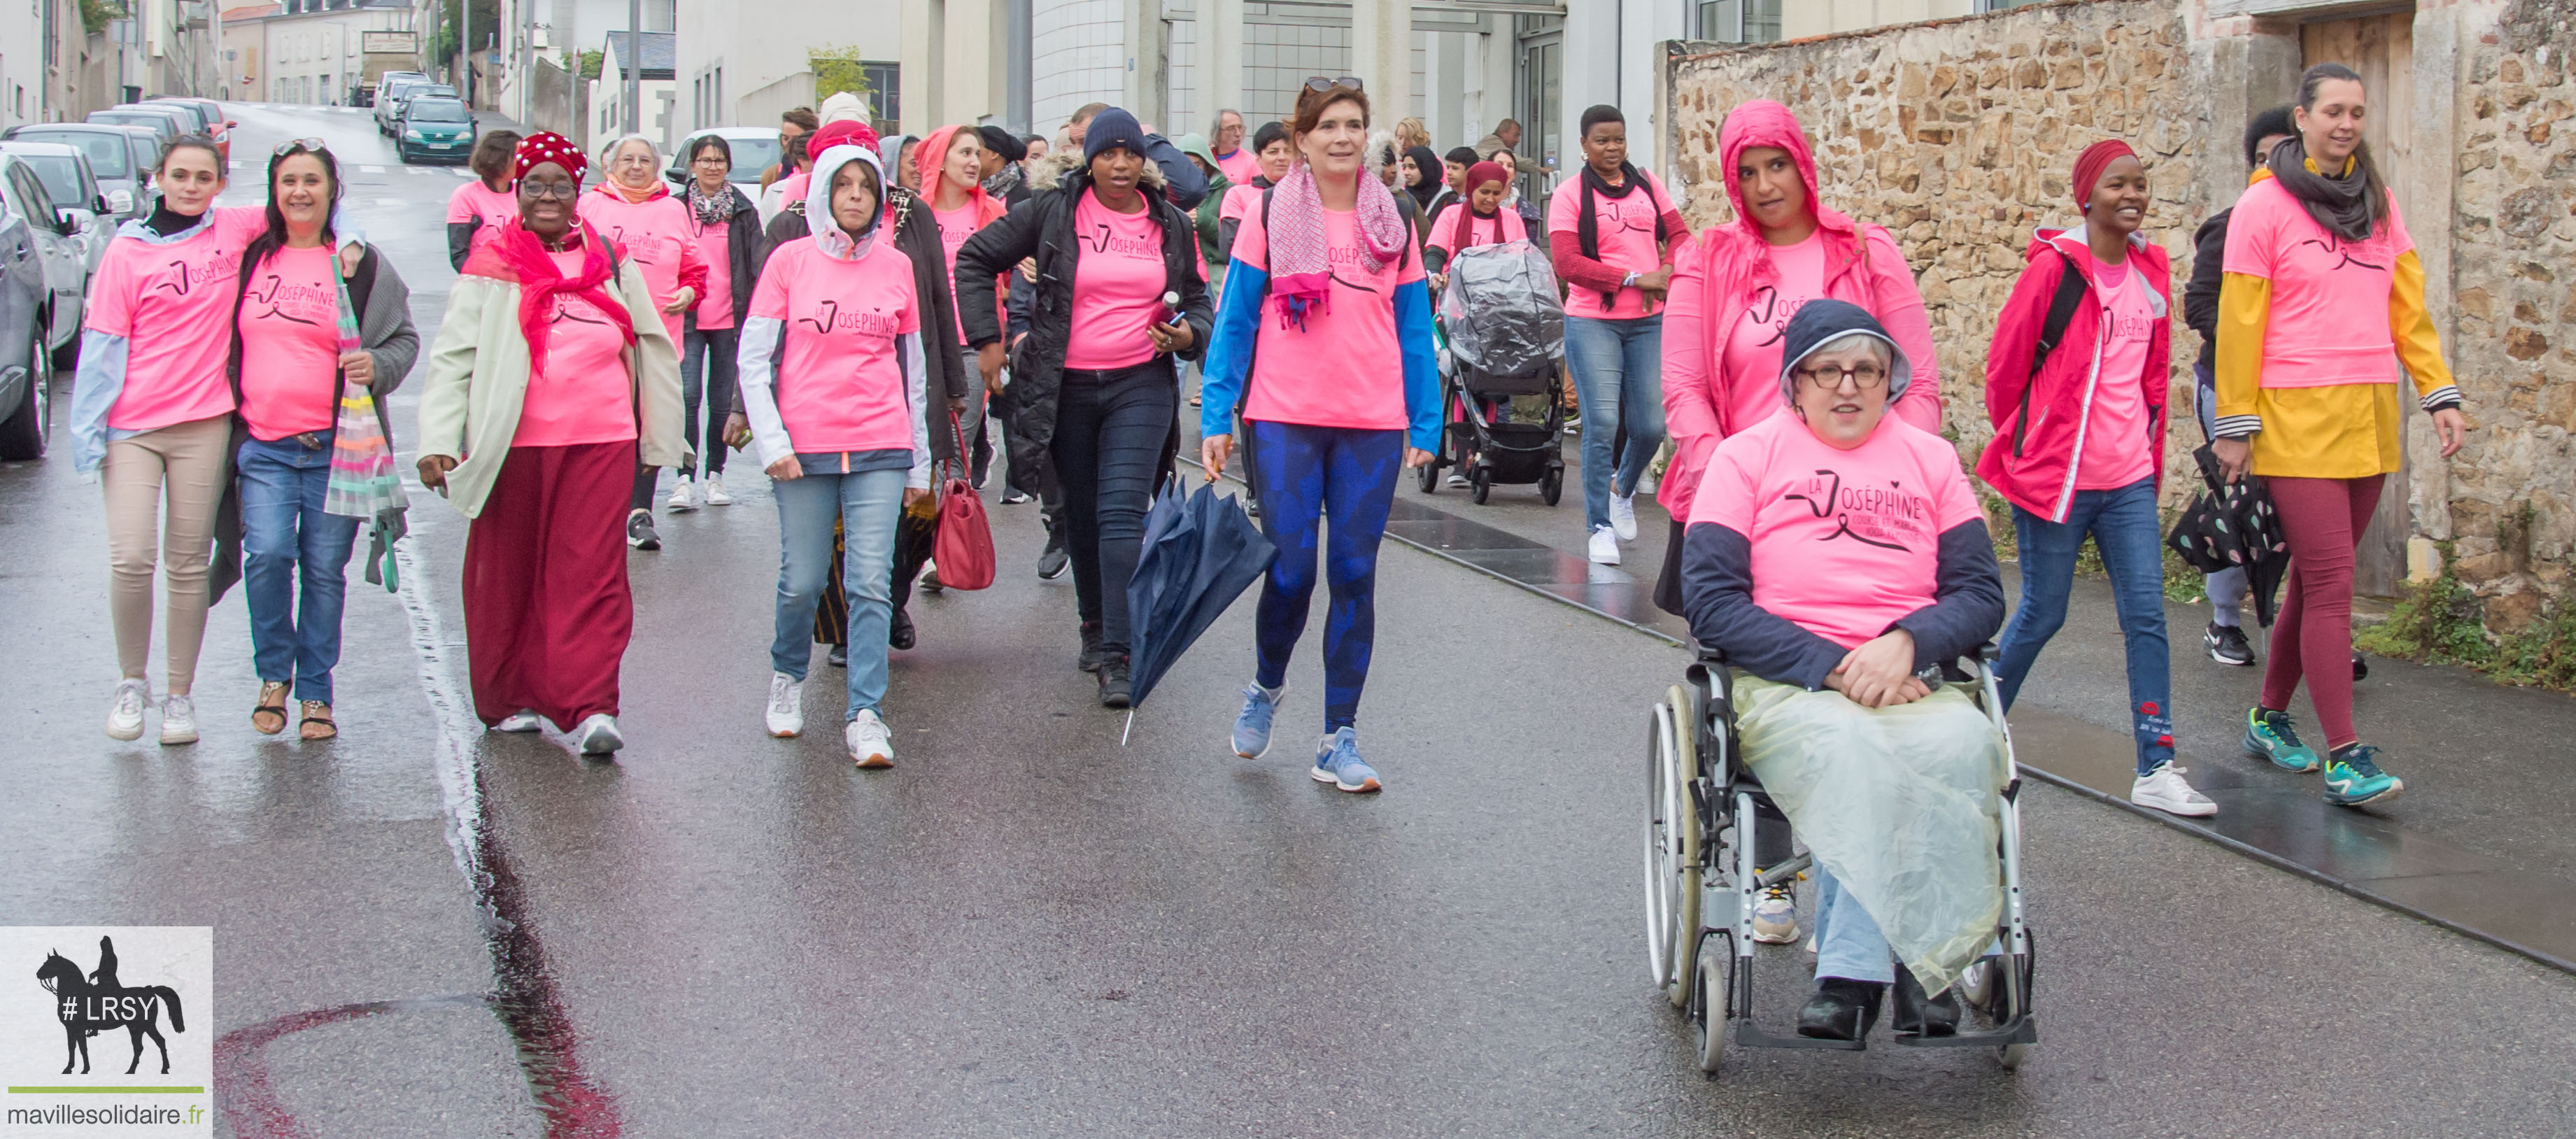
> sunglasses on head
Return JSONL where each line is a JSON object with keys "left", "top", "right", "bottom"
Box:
{"left": 1304, "top": 76, "right": 1364, "bottom": 93}
{"left": 273, "top": 137, "right": 330, "bottom": 157}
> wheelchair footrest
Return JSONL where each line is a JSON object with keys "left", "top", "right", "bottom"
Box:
{"left": 1730, "top": 1021, "right": 1869, "bottom": 1052}
{"left": 1887, "top": 1017, "right": 2039, "bottom": 1049}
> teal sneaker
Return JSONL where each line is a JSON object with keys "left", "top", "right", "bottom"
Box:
{"left": 2243, "top": 707, "right": 2321, "bottom": 773}
{"left": 2322, "top": 744, "right": 2404, "bottom": 807}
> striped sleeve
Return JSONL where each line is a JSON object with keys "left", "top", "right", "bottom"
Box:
{"left": 2389, "top": 250, "right": 2462, "bottom": 411}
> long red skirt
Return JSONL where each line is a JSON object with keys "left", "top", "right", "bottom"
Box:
{"left": 462, "top": 441, "right": 635, "bottom": 728}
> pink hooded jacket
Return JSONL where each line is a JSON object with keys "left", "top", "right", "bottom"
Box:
{"left": 1657, "top": 100, "right": 1942, "bottom": 523}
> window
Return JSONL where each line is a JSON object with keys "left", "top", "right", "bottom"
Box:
{"left": 1694, "top": 0, "right": 1779, "bottom": 43}
{"left": 863, "top": 62, "right": 898, "bottom": 125}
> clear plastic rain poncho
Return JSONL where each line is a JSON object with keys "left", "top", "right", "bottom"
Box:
{"left": 1730, "top": 674, "right": 2007, "bottom": 995}
{"left": 1438, "top": 239, "right": 1564, "bottom": 379}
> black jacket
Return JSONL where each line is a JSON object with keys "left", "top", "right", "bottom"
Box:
{"left": 2183, "top": 208, "right": 2230, "bottom": 374}
{"left": 953, "top": 164, "right": 1212, "bottom": 453}
{"left": 684, "top": 184, "right": 766, "bottom": 332}
{"left": 756, "top": 186, "right": 974, "bottom": 462}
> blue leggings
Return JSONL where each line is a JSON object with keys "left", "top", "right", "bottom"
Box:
{"left": 1247, "top": 421, "right": 1403, "bottom": 733}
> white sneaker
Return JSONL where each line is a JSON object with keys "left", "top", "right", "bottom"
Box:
{"left": 1749, "top": 884, "right": 1800, "bottom": 944}
{"left": 493, "top": 709, "right": 543, "bottom": 733}
{"left": 572, "top": 713, "right": 625, "bottom": 755}
{"left": 106, "top": 679, "right": 149, "bottom": 740}
{"left": 1587, "top": 526, "right": 1621, "bottom": 566}
{"left": 1445, "top": 472, "right": 1469, "bottom": 488}
{"left": 765, "top": 672, "right": 804, "bottom": 737}
{"left": 847, "top": 709, "right": 894, "bottom": 769}
{"left": 700, "top": 474, "right": 731, "bottom": 506}
{"left": 159, "top": 695, "right": 199, "bottom": 746}
{"left": 667, "top": 478, "right": 696, "bottom": 512}
{"left": 2132, "top": 762, "right": 2217, "bottom": 817}
{"left": 1609, "top": 493, "right": 1639, "bottom": 542}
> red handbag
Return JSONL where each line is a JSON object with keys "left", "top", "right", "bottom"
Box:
{"left": 931, "top": 413, "right": 996, "bottom": 590}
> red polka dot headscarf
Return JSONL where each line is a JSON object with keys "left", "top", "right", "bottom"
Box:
{"left": 513, "top": 131, "right": 588, "bottom": 186}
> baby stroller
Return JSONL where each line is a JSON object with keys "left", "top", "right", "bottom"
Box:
{"left": 1420, "top": 240, "right": 1566, "bottom": 505}
{"left": 1642, "top": 644, "right": 2038, "bottom": 1074}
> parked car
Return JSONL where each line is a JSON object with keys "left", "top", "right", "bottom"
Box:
{"left": 0, "top": 142, "right": 113, "bottom": 277}
{"left": 0, "top": 124, "right": 149, "bottom": 220}
{"left": 0, "top": 153, "right": 87, "bottom": 369}
{"left": 145, "top": 96, "right": 236, "bottom": 158}
{"left": 375, "top": 76, "right": 434, "bottom": 135}
{"left": 0, "top": 154, "right": 65, "bottom": 459}
{"left": 665, "top": 127, "right": 785, "bottom": 188}
{"left": 86, "top": 107, "right": 184, "bottom": 154}
{"left": 361, "top": 70, "right": 425, "bottom": 108}
{"left": 397, "top": 97, "right": 478, "bottom": 164}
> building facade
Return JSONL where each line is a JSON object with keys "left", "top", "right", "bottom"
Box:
{"left": 224, "top": 0, "right": 412, "bottom": 105}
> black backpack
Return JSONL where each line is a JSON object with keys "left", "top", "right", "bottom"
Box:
{"left": 2009, "top": 248, "right": 2089, "bottom": 458}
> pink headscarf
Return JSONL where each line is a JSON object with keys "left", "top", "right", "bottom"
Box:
{"left": 914, "top": 125, "right": 1008, "bottom": 230}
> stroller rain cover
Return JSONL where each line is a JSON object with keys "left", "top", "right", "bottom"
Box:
{"left": 1439, "top": 239, "right": 1564, "bottom": 379}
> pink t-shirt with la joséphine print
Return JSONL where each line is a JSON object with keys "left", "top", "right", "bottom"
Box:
{"left": 1229, "top": 201, "right": 1424, "bottom": 431}
{"left": 84, "top": 207, "right": 270, "bottom": 432}
{"left": 513, "top": 250, "right": 637, "bottom": 448}
{"left": 749, "top": 239, "right": 922, "bottom": 454}
{"left": 2221, "top": 176, "right": 2412, "bottom": 389}
{"left": 234, "top": 243, "right": 342, "bottom": 441}
{"left": 2075, "top": 253, "right": 2158, "bottom": 490}
{"left": 1063, "top": 190, "right": 1169, "bottom": 371}
{"left": 1546, "top": 169, "right": 1676, "bottom": 320}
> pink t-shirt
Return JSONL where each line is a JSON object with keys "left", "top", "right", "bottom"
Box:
{"left": 514, "top": 250, "right": 637, "bottom": 448}
{"left": 2220, "top": 176, "right": 2412, "bottom": 388}
{"left": 446, "top": 178, "right": 518, "bottom": 253}
{"left": 1217, "top": 182, "right": 1264, "bottom": 227}
{"left": 578, "top": 187, "right": 697, "bottom": 342}
{"left": 1690, "top": 411, "right": 1986, "bottom": 650}
{"left": 83, "top": 207, "right": 269, "bottom": 434}
{"left": 1718, "top": 232, "right": 1827, "bottom": 435}
{"left": 1214, "top": 148, "right": 1260, "bottom": 188}
{"left": 1430, "top": 205, "right": 1528, "bottom": 255}
{"left": 2076, "top": 253, "right": 2158, "bottom": 490}
{"left": 749, "top": 239, "right": 922, "bottom": 453}
{"left": 1231, "top": 201, "right": 1424, "bottom": 431}
{"left": 690, "top": 214, "right": 734, "bottom": 331}
{"left": 1547, "top": 170, "right": 1676, "bottom": 320}
{"left": 931, "top": 201, "right": 982, "bottom": 346}
{"left": 234, "top": 244, "right": 342, "bottom": 441}
{"left": 1063, "top": 190, "right": 1168, "bottom": 372}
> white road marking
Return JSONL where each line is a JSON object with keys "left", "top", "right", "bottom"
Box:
{"left": 360, "top": 164, "right": 386, "bottom": 174}
{"left": 376, "top": 197, "right": 406, "bottom": 206}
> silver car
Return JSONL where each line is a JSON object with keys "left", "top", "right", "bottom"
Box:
{"left": 0, "top": 142, "right": 114, "bottom": 278}
{"left": 0, "top": 123, "right": 151, "bottom": 220}
{"left": 0, "top": 155, "right": 86, "bottom": 367}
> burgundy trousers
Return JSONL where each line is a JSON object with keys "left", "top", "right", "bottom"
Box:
{"left": 463, "top": 441, "right": 636, "bottom": 729}
{"left": 2260, "top": 474, "right": 2384, "bottom": 750}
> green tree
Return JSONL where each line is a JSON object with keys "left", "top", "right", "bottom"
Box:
{"left": 808, "top": 45, "right": 872, "bottom": 109}
{"left": 79, "top": 0, "right": 127, "bottom": 36}
{"left": 577, "top": 50, "right": 604, "bottom": 81}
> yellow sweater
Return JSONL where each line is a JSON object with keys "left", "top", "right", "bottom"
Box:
{"left": 2212, "top": 167, "right": 2458, "bottom": 479}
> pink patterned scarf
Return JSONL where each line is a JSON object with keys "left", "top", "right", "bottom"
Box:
{"left": 1266, "top": 160, "right": 1407, "bottom": 329}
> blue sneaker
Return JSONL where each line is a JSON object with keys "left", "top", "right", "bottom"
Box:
{"left": 2322, "top": 744, "right": 2404, "bottom": 807}
{"left": 2243, "top": 707, "right": 2321, "bottom": 773}
{"left": 1311, "top": 728, "right": 1382, "bottom": 793}
{"left": 1232, "top": 683, "right": 1285, "bottom": 758}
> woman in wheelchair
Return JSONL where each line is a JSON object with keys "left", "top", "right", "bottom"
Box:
{"left": 1677, "top": 299, "right": 2008, "bottom": 1042}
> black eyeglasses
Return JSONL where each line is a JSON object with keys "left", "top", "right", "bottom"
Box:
{"left": 273, "top": 137, "right": 330, "bottom": 157}
{"left": 518, "top": 179, "right": 579, "bottom": 200}
{"left": 1304, "top": 76, "right": 1364, "bottom": 93}
{"left": 1795, "top": 362, "right": 1891, "bottom": 392}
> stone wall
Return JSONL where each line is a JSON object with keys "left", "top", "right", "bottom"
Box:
{"left": 1662, "top": 0, "right": 2220, "bottom": 502}
{"left": 2442, "top": 0, "right": 2576, "bottom": 628}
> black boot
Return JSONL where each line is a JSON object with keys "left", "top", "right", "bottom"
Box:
{"left": 889, "top": 607, "right": 917, "bottom": 651}
{"left": 1890, "top": 963, "right": 1960, "bottom": 1038}
{"left": 1795, "top": 977, "right": 1885, "bottom": 1042}
{"left": 1098, "top": 654, "right": 1132, "bottom": 709}
{"left": 1077, "top": 621, "right": 1105, "bottom": 672}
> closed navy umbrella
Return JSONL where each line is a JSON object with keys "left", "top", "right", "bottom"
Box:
{"left": 1124, "top": 482, "right": 1278, "bottom": 728}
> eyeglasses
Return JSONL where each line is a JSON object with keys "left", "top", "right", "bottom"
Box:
{"left": 273, "top": 137, "right": 329, "bottom": 157}
{"left": 1304, "top": 76, "right": 1364, "bottom": 93}
{"left": 1795, "top": 362, "right": 1891, "bottom": 392}
{"left": 691, "top": 153, "right": 728, "bottom": 166}
{"left": 518, "top": 179, "right": 579, "bottom": 200}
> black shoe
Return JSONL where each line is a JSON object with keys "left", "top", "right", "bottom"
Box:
{"left": 1890, "top": 964, "right": 1960, "bottom": 1038}
{"left": 1795, "top": 977, "right": 1885, "bottom": 1042}
{"left": 889, "top": 607, "right": 916, "bottom": 651}
{"left": 1077, "top": 621, "right": 1105, "bottom": 672}
{"left": 2352, "top": 651, "right": 2369, "bottom": 681}
{"left": 1038, "top": 525, "right": 1070, "bottom": 580}
{"left": 2205, "top": 621, "right": 2254, "bottom": 666}
{"left": 826, "top": 644, "right": 848, "bottom": 668}
{"left": 625, "top": 510, "right": 660, "bottom": 551}
{"left": 1098, "top": 654, "right": 1132, "bottom": 708}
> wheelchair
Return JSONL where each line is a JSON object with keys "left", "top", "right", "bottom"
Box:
{"left": 1644, "top": 644, "right": 2038, "bottom": 1075}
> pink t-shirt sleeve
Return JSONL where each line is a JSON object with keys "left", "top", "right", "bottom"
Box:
{"left": 446, "top": 183, "right": 479, "bottom": 223}
{"left": 1688, "top": 436, "right": 1760, "bottom": 532}
{"left": 2220, "top": 186, "right": 2282, "bottom": 278}
{"left": 84, "top": 246, "right": 136, "bottom": 337}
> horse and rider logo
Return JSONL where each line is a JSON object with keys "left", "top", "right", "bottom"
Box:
{"left": 33, "top": 936, "right": 187, "bottom": 1076}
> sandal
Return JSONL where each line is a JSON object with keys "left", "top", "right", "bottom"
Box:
{"left": 251, "top": 683, "right": 290, "bottom": 735}
{"left": 298, "top": 700, "right": 337, "bottom": 741}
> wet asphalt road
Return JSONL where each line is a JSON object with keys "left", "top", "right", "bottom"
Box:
{"left": 5, "top": 103, "right": 2575, "bottom": 1138}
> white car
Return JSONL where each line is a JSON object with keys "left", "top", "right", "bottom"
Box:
{"left": 0, "top": 141, "right": 114, "bottom": 276}
{"left": 0, "top": 152, "right": 90, "bottom": 367}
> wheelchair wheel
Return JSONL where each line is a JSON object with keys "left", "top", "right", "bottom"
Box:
{"left": 1693, "top": 947, "right": 1729, "bottom": 1075}
{"left": 1997, "top": 1042, "right": 2032, "bottom": 1070}
{"left": 1644, "top": 688, "right": 1701, "bottom": 1007}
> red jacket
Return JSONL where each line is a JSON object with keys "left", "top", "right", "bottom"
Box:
{"left": 1975, "top": 226, "right": 2170, "bottom": 523}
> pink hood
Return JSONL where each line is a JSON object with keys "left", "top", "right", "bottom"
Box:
{"left": 1657, "top": 99, "right": 1942, "bottom": 522}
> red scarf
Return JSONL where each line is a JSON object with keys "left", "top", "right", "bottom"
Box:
{"left": 481, "top": 218, "right": 637, "bottom": 366}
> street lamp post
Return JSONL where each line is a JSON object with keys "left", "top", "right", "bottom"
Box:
{"left": 623, "top": 0, "right": 639, "bottom": 136}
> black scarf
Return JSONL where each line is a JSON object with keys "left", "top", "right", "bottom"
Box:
{"left": 2267, "top": 135, "right": 2380, "bottom": 243}
{"left": 145, "top": 200, "right": 199, "bottom": 237}
{"left": 1576, "top": 162, "right": 1670, "bottom": 308}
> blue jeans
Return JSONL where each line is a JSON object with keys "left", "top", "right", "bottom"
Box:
{"left": 236, "top": 433, "right": 362, "bottom": 705}
{"left": 2191, "top": 362, "right": 2246, "bottom": 627}
{"left": 1564, "top": 314, "right": 1666, "bottom": 532}
{"left": 1813, "top": 865, "right": 1895, "bottom": 984}
{"left": 1996, "top": 477, "right": 2174, "bottom": 776}
{"left": 771, "top": 466, "right": 906, "bottom": 719}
